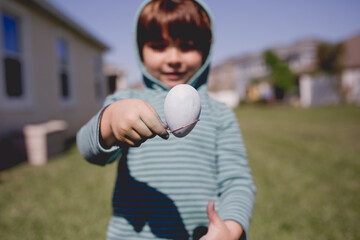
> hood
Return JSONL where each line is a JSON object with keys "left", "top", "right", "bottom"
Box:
{"left": 134, "top": 0, "right": 214, "bottom": 91}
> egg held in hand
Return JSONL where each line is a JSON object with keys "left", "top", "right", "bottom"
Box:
{"left": 164, "top": 84, "right": 201, "bottom": 138}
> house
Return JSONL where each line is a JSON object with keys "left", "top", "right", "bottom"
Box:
{"left": 0, "top": 0, "right": 109, "bottom": 168}
{"left": 271, "top": 39, "right": 318, "bottom": 74}
{"left": 104, "top": 64, "right": 127, "bottom": 94}
{"left": 299, "top": 74, "right": 341, "bottom": 107}
{"left": 208, "top": 39, "right": 318, "bottom": 107}
{"left": 341, "top": 33, "right": 360, "bottom": 105}
{"left": 209, "top": 31, "right": 360, "bottom": 108}
{"left": 299, "top": 32, "right": 360, "bottom": 107}
{"left": 208, "top": 53, "right": 268, "bottom": 107}
{"left": 208, "top": 60, "right": 240, "bottom": 108}
{"left": 208, "top": 54, "right": 268, "bottom": 108}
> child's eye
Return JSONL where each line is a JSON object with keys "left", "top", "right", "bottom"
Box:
{"left": 148, "top": 42, "right": 167, "bottom": 51}
{"left": 180, "top": 41, "right": 197, "bottom": 51}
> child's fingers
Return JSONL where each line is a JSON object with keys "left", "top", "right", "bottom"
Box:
{"left": 206, "top": 201, "right": 221, "bottom": 226}
{"left": 141, "top": 115, "right": 169, "bottom": 139}
{"left": 124, "top": 133, "right": 144, "bottom": 147}
{"left": 133, "top": 118, "right": 156, "bottom": 139}
{"left": 143, "top": 101, "right": 169, "bottom": 129}
{"left": 127, "top": 129, "right": 142, "bottom": 142}
{"left": 139, "top": 105, "right": 169, "bottom": 139}
{"left": 123, "top": 137, "right": 137, "bottom": 147}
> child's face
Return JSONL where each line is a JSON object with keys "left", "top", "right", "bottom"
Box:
{"left": 142, "top": 39, "right": 203, "bottom": 88}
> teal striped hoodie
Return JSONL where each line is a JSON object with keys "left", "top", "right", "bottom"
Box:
{"left": 76, "top": 1, "right": 256, "bottom": 239}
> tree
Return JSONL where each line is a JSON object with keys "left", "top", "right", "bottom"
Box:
{"left": 316, "top": 42, "right": 344, "bottom": 75}
{"left": 264, "top": 50, "right": 296, "bottom": 100}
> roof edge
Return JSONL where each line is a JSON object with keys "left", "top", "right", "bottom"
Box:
{"left": 16, "top": 0, "right": 109, "bottom": 50}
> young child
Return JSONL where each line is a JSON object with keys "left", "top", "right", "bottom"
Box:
{"left": 77, "top": 0, "right": 256, "bottom": 239}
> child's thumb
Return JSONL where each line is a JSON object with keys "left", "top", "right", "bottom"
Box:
{"left": 206, "top": 200, "right": 222, "bottom": 226}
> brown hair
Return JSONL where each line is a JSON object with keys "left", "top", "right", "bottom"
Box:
{"left": 137, "top": 0, "right": 212, "bottom": 61}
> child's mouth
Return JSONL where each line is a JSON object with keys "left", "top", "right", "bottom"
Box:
{"left": 163, "top": 72, "right": 185, "bottom": 80}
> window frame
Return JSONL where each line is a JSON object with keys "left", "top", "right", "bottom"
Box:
{"left": 93, "top": 54, "right": 105, "bottom": 102}
{"left": 0, "top": 2, "right": 33, "bottom": 110}
{"left": 55, "top": 33, "right": 75, "bottom": 108}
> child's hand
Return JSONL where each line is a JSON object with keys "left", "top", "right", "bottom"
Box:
{"left": 100, "top": 99, "right": 169, "bottom": 147}
{"left": 200, "top": 201, "right": 243, "bottom": 240}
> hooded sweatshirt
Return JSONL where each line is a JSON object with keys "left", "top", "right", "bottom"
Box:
{"left": 76, "top": 1, "right": 256, "bottom": 239}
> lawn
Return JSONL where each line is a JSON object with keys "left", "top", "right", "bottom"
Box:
{"left": 1, "top": 105, "right": 359, "bottom": 240}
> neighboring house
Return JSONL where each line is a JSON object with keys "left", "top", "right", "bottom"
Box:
{"left": 208, "top": 54, "right": 268, "bottom": 107}
{"left": 208, "top": 39, "right": 318, "bottom": 107}
{"left": 271, "top": 39, "right": 318, "bottom": 74}
{"left": 104, "top": 64, "right": 127, "bottom": 94}
{"left": 299, "top": 32, "right": 360, "bottom": 107}
{"left": 209, "top": 31, "right": 360, "bottom": 108}
{"left": 208, "top": 60, "right": 243, "bottom": 108}
{"left": 0, "top": 0, "right": 108, "bottom": 168}
{"left": 299, "top": 74, "right": 341, "bottom": 107}
{"left": 341, "top": 33, "right": 360, "bottom": 105}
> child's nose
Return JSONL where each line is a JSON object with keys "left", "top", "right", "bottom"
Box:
{"left": 166, "top": 47, "right": 181, "bottom": 67}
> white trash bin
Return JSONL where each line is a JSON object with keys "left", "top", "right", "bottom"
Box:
{"left": 23, "top": 120, "right": 68, "bottom": 166}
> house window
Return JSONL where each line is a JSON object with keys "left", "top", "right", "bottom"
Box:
{"left": 93, "top": 56, "right": 104, "bottom": 100}
{"left": 56, "top": 38, "right": 71, "bottom": 99}
{"left": 2, "top": 12, "right": 22, "bottom": 97}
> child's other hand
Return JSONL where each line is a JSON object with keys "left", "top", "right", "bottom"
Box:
{"left": 100, "top": 99, "right": 169, "bottom": 147}
{"left": 200, "top": 201, "right": 243, "bottom": 240}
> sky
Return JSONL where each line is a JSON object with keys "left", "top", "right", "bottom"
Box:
{"left": 48, "top": 0, "right": 360, "bottom": 86}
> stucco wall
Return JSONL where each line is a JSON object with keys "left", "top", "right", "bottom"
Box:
{"left": 0, "top": 0, "right": 106, "bottom": 140}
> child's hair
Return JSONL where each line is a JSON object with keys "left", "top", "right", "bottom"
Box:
{"left": 137, "top": 0, "right": 212, "bottom": 62}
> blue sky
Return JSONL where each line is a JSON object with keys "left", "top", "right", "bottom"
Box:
{"left": 48, "top": 0, "right": 360, "bottom": 85}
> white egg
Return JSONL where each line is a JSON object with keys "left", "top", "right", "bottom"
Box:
{"left": 164, "top": 84, "right": 201, "bottom": 138}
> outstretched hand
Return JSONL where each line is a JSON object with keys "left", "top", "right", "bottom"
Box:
{"left": 200, "top": 201, "right": 243, "bottom": 240}
{"left": 100, "top": 99, "right": 169, "bottom": 148}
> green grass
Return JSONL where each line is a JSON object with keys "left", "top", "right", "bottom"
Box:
{"left": 1, "top": 105, "right": 359, "bottom": 239}
{"left": 235, "top": 105, "right": 360, "bottom": 240}
{"left": 0, "top": 146, "right": 117, "bottom": 239}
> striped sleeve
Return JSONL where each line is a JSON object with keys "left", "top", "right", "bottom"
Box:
{"left": 76, "top": 106, "right": 121, "bottom": 166}
{"left": 76, "top": 90, "right": 134, "bottom": 166}
{"left": 215, "top": 105, "right": 256, "bottom": 239}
